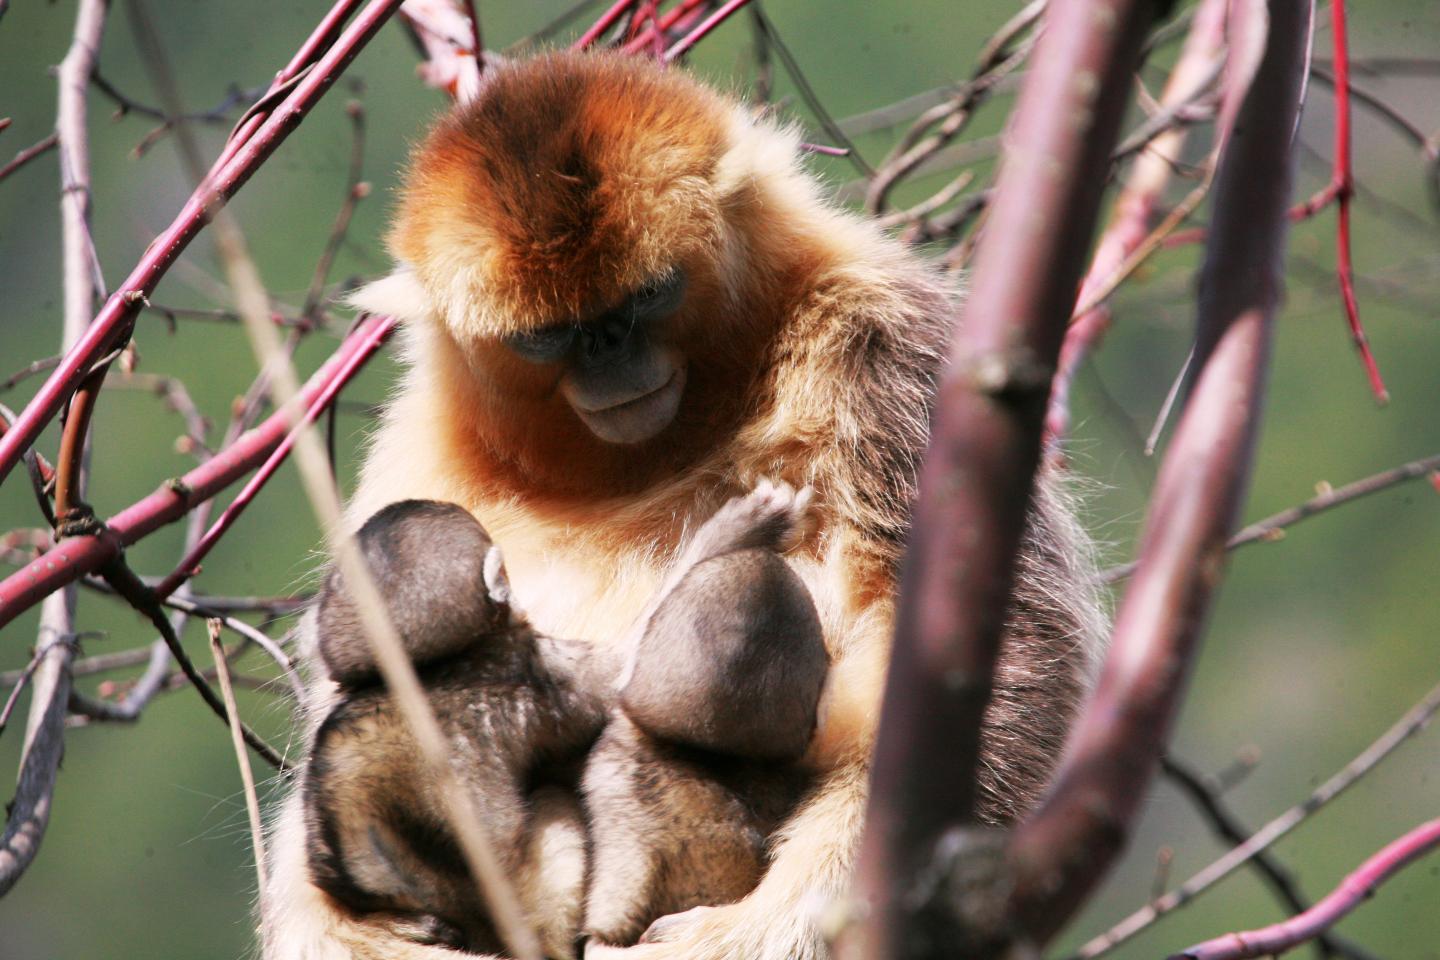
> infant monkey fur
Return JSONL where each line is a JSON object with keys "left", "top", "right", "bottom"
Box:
{"left": 305, "top": 483, "right": 827, "bottom": 954}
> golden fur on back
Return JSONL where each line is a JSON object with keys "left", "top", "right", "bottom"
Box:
{"left": 262, "top": 49, "right": 1105, "bottom": 960}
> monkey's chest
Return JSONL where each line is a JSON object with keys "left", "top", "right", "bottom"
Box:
{"left": 501, "top": 545, "right": 660, "bottom": 648}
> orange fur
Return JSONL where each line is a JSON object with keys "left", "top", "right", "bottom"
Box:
{"left": 263, "top": 49, "right": 1105, "bottom": 960}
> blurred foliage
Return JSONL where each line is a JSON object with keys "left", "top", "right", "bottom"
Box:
{"left": 0, "top": 2, "right": 1437, "bottom": 958}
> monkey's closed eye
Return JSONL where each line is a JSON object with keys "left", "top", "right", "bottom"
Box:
{"left": 630, "top": 269, "right": 686, "bottom": 319}
{"left": 504, "top": 324, "right": 579, "bottom": 363}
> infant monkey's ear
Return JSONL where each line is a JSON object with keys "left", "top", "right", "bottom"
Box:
{"left": 317, "top": 500, "right": 508, "bottom": 686}
{"left": 621, "top": 549, "right": 827, "bottom": 762}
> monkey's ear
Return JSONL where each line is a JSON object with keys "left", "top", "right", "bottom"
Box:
{"left": 482, "top": 545, "right": 512, "bottom": 608}
{"left": 346, "top": 268, "right": 431, "bottom": 322}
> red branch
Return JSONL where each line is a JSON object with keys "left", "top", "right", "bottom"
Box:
{"left": 1046, "top": 0, "right": 1227, "bottom": 446}
{"left": 621, "top": 0, "right": 709, "bottom": 55}
{"left": 0, "top": 316, "right": 395, "bottom": 631}
{"left": 573, "top": 0, "right": 636, "bottom": 49}
{"left": 662, "top": 0, "right": 753, "bottom": 62}
{"left": 0, "top": 0, "right": 406, "bottom": 487}
{"left": 1328, "top": 0, "right": 1387, "bottom": 403}
{"left": 152, "top": 316, "right": 396, "bottom": 599}
{"left": 1173, "top": 818, "right": 1440, "bottom": 960}
{"left": 1163, "top": 3, "right": 1388, "bottom": 402}
{"left": 842, "top": 0, "right": 1164, "bottom": 956}
{"left": 1005, "top": 0, "right": 1312, "bottom": 944}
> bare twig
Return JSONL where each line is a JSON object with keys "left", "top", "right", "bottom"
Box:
{"left": 2, "top": 356, "right": 62, "bottom": 393}
{"left": 574, "top": 0, "right": 637, "bottom": 49}
{"left": 0, "top": 0, "right": 408, "bottom": 486}
{"left": 865, "top": 0, "right": 1042, "bottom": 215}
{"left": 1173, "top": 819, "right": 1440, "bottom": 960}
{"left": 209, "top": 620, "right": 269, "bottom": 894}
{"left": 1103, "top": 451, "right": 1440, "bottom": 583}
{"left": 662, "top": 0, "right": 754, "bottom": 62}
{"left": 1161, "top": 756, "right": 1379, "bottom": 960}
{"left": 512, "top": 0, "right": 604, "bottom": 48}
{"left": 1074, "top": 678, "right": 1440, "bottom": 959}
{"left": 300, "top": 100, "right": 369, "bottom": 323}
{"left": 0, "top": 132, "right": 58, "bottom": 184}
{"left": 746, "top": 5, "right": 873, "bottom": 177}
{"left": 95, "top": 556, "right": 286, "bottom": 768}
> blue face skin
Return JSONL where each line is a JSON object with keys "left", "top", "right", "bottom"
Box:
{"left": 503, "top": 270, "right": 690, "bottom": 445}
{"left": 503, "top": 270, "right": 687, "bottom": 365}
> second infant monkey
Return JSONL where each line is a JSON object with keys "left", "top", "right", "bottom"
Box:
{"left": 306, "top": 484, "right": 826, "bottom": 955}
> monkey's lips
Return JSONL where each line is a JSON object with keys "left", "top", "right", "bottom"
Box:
{"left": 572, "top": 366, "right": 686, "bottom": 445}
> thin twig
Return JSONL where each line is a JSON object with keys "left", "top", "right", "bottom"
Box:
{"left": 1173, "top": 819, "right": 1440, "bottom": 960}
{"left": 97, "top": 556, "right": 287, "bottom": 769}
{"left": 1073, "top": 678, "right": 1440, "bottom": 958}
{"left": 1162, "top": 756, "right": 1380, "bottom": 960}
{"left": 0, "top": 132, "right": 58, "bottom": 184}
{"left": 209, "top": 620, "right": 269, "bottom": 894}
{"left": 300, "top": 100, "right": 369, "bottom": 323}
{"left": 0, "top": 0, "right": 408, "bottom": 486}
{"left": 2, "top": 356, "right": 61, "bottom": 393}
{"left": 747, "top": 5, "right": 872, "bottom": 177}
{"left": 1103, "top": 451, "right": 1440, "bottom": 583}
{"left": 865, "top": 0, "right": 1042, "bottom": 215}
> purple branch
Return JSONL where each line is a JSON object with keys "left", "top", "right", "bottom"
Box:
{"left": 1005, "top": 0, "right": 1314, "bottom": 944}
{"left": 842, "top": 1, "right": 1166, "bottom": 956}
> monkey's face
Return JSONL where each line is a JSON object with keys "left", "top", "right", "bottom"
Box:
{"left": 391, "top": 52, "right": 778, "bottom": 492}
{"left": 500, "top": 270, "right": 689, "bottom": 445}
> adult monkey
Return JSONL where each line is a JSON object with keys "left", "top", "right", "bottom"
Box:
{"left": 262, "top": 50, "right": 1104, "bottom": 960}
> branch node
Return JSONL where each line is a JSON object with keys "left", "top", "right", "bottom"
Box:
{"left": 957, "top": 347, "right": 1054, "bottom": 401}
{"left": 54, "top": 501, "right": 105, "bottom": 540}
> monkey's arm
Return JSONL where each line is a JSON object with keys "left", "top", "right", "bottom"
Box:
{"left": 583, "top": 758, "right": 870, "bottom": 960}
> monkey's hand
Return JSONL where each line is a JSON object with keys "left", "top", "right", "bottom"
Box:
{"left": 663, "top": 478, "right": 813, "bottom": 594}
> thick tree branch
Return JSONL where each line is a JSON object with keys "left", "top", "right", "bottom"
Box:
{"left": 0, "top": 0, "right": 109, "bottom": 898}
{"left": 1005, "top": 0, "right": 1312, "bottom": 945}
{"left": 843, "top": 1, "right": 1168, "bottom": 956}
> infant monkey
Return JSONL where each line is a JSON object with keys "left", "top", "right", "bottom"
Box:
{"left": 304, "top": 483, "right": 826, "bottom": 956}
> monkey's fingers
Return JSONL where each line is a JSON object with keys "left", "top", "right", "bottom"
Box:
{"left": 681, "top": 478, "right": 814, "bottom": 567}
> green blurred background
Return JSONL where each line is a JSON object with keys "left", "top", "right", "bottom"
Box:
{"left": 1, "top": 2, "right": 1436, "bottom": 958}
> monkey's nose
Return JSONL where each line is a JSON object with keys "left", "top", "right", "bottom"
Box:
{"left": 579, "top": 315, "right": 639, "bottom": 366}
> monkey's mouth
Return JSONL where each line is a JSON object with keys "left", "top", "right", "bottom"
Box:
{"left": 573, "top": 366, "right": 686, "bottom": 445}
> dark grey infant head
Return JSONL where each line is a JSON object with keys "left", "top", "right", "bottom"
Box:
{"left": 316, "top": 499, "right": 506, "bottom": 687}
{"left": 620, "top": 548, "right": 828, "bottom": 762}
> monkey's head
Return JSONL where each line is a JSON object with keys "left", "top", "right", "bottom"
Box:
{"left": 389, "top": 51, "right": 815, "bottom": 493}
